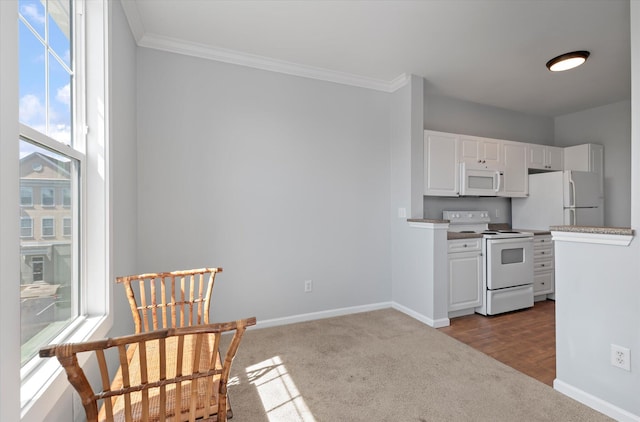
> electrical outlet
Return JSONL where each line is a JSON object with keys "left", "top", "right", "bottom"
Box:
{"left": 495, "top": 208, "right": 500, "bottom": 218}
{"left": 611, "top": 344, "right": 631, "bottom": 371}
{"left": 304, "top": 280, "right": 313, "bottom": 293}
{"left": 398, "top": 208, "right": 407, "bottom": 218}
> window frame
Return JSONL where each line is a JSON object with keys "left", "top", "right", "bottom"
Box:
{"left": 17, "top": 1, "right": 113, "bottom": 419}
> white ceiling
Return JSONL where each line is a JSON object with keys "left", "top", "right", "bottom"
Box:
{"left": 121, "top": 0, "right": 630, "bottom": 118}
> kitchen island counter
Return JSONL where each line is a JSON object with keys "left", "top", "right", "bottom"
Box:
{"left": 550, "top": 225, "right": 633, "bottom": 236}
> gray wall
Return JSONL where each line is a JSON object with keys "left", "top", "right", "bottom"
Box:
{"left": 424, "top": 92, "right": 554, "bottom": 144}
{"left": 110, "top": 0, "right": 138, "bottom": 337}
{"left": 136, "top": 48, "right": 392, "bottom": 323}
{"left": 554, "top": 100, "right": 631, "bottom": 227}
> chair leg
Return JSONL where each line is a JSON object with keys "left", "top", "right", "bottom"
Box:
{"left": 227, "top": 394, "right": 233, "bottom": 419}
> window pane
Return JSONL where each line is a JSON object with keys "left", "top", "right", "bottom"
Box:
{"left": 20, "top": 139, "right": 78, "bottom": 365}
{"left": 48, "top": 52, "right": 72, "bottom": 145}
{"left": 18, "top": 20, "right": 46, "bottom": 132}
{"left": 18, "top": 0, "right": 45, "bottom": 39}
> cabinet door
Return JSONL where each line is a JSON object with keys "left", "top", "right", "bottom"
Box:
{"left": 546, "top": 146, "right": 564, "bottom": 171}
{"left": 501, "top": 142, "right": 528, "bottom": 197}
{"left": 527, "top": 144, "right": 547, "bottom": 170}
{"left": 459, "top": 136, "right": 501, "bottom": 168}
{"left": 481, "top": 139, "right": 501, "bottom": 168}
{"left": 448, "top": 251, "right": 483, "bottom": 311}
{"left": 424, "top": 131, "right": 459, "bottom": 196}
{"left": 459, "top": 136, "right": 481, "bottom": 164}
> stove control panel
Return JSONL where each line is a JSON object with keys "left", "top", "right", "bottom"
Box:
{"left": 443, "top": 210, "right": 491, "bottom": 224}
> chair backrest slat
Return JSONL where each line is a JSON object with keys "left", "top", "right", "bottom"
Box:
{"left": 116, "top": 268, "right": 222, "bottom": 334}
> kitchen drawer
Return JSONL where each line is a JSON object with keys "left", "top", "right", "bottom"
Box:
{"left": 534, "top": 258, "right": 554, "bottom": 272}
{"left": 534, "top": 271, "right": 554, "bottom": 295}
{"left": 448, "top": 238, "right": 482, "bottom": 253}
{"left": 534, "top": 248, "right": 553, "bottom": 259}
{"left": 534, "top": 236, "right": 553, "bottom": 248}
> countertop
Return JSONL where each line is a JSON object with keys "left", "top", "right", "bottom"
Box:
{"left": 407, "top": 218, "right": 448, "bottom": 224}
{"left": 549, "top": 225, "right": 634, "bottom": 236}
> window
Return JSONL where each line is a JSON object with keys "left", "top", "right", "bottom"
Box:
{"left": 20, "top": 217, "right": 33, "bottom": 238}
{"left": 41, "top": 217, "right": 55, "bottom": 237}
{"left": 62, "top": 187, "right": 71, "bottom": 207}
{"left": 40, "top": 187, "right": 54, "bottom": 207}
{"left": 20, "top": 187, "right": 33, "bottom": 206}
{"left": 18, "top": 0, "right": 82, "bottom": 371}
{"left": 63, "top": 216, "right": 71, "bottom": 236}
{"left": 14, "top": 1, "right": 109, "bottom": 417}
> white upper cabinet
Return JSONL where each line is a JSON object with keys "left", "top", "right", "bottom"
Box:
{"left": 500, "top": 141, "right": 528, "bottom": 197}
{"left": 527, "top": 144, "right": 563, "bottom": 171}
{"left": 563, "top": 143, "right": 604, "bottom": 195}
{"left": 424, "top": 131, "right": 459, "bottom": 196}
{"left": 459, "top": 136, "right": 501, "bottom": 169}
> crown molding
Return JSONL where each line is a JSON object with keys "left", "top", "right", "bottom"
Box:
{"left": 132, "top": 30, "right": 407, "bottom": 93}
{"left": 119, "top": 0, "right": 408, "bottom": 92}
{"left": 119, "top": 0, "right": 144, "bottom": 43}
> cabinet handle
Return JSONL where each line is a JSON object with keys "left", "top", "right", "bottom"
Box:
{"left": 463, "top": 244, "right": 467, "bottom": 247}
{"left": 541, "top": 251, "right": 545, "bottom": 254}
{"left": 541, "top": 264, "right": 545, "bottom": 267}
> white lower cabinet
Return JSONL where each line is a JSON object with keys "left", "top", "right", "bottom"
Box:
{"left": 533, "top": 235, "right": 554, "bottom": 298}
{"left": 448, "top": 238, "right": 483, "bottom": 312}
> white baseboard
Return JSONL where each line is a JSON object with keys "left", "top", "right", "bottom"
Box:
{"left": 254, "top": 302, "right": 393, "bottom": 330}
{"left": 391, "top": 302, "right": 450, "bottom": 328}
{"left": 554, "top": 379, "right": 640, "bottom": 422}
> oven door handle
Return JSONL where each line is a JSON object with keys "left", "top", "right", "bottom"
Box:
{"left": 486, "top": 237, "right": 533, "bottom": 245}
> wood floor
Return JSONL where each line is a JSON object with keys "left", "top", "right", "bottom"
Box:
{"left": 438, "top": 300, "right": 556, "bottom": 386}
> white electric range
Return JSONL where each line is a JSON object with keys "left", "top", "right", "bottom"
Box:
{"left": 444, "top": 211, "right": 535, "bottom": 315}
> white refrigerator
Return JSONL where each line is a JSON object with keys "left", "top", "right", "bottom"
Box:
{"left": 512, "top": 170, "right": 604, "bottom": 230}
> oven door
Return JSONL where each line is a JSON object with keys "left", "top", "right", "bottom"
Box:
{"left": 486, "top": 237, "right": 534, "bottom": 290}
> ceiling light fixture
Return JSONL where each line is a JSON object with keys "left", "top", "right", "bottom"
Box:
{"left": 546, "top": 50, "right": 590, "bottom": 72}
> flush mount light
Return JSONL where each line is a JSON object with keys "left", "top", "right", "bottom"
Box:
{"left": 546, "top": 50, "right": 590, "bottom": 72}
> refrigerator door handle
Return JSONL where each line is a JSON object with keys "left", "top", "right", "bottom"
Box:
{"left": 569, "top": 208, "right": 576, "bottom": 225}
{"left": 568, "top": 174, "right": 576, "bottom": 207}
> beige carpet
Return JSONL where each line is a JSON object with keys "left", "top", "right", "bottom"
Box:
{"left": 224, "top": 308, "right": 612, "bottom": 421}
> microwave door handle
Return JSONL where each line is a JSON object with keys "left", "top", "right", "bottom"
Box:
{"left": 494, "top": 170, "right": 501, "bottom": 192}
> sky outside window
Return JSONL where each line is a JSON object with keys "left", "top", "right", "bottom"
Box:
{"left": 19, "top": 0, "right": 72, "bottom": 147}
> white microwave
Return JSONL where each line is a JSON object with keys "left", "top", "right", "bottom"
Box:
{"left": 460, "top": 163, "right": 504, "bottom": 196}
